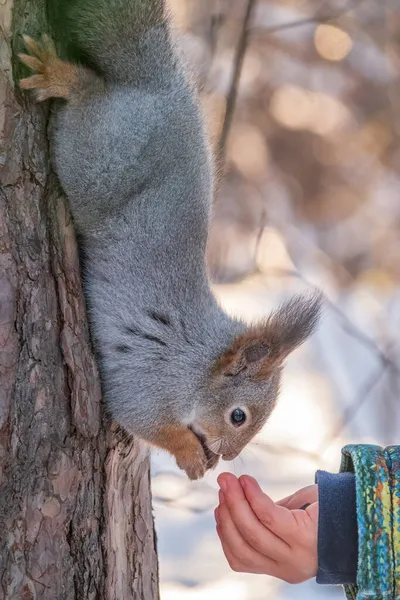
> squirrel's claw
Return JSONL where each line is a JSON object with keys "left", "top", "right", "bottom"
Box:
{"left": 22, "top": 34, "right": 56, "bottom": 61}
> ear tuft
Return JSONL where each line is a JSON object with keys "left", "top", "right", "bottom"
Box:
{"left": 267, "top": 291, "right": 322, "bottom": 357}
{"left": 213, "top": 291, "right": 322, "bottom": 380}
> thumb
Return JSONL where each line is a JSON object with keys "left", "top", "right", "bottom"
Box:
{"left": 277, "top": 485, "right": 318, "bottom": 510}
{"left": 304, "top": 501, "right": 319, "bottom": 526}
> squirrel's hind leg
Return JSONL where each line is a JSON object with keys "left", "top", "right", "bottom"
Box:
{"left": 19, "top": 35, "right": 104, "bottom": 102}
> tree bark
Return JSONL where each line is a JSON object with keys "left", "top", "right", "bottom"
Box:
{"left": 0, "top": 2, "right": 159, "bottom": 599}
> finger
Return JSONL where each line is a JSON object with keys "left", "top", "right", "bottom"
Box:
{"left": 215, "top": 507, "right": 220, "bottom": 525}
{"left": 278, "top": 485, "right": 318, "bottom": 510}
{"left": 217, "top": 524, "right": 253, "bottom": 573}
{"left": 217, "top": 500, "right": 279, "bottom": 575}
{"left": 217, "top": 524, "right": 262, "bottom": 575}
{"left": 239, "top": 475, "right": 296, "bottom": 539}
{"left": 218, "top": 473, "right": 289, "bottom": 557}
{"left": 18, "top": 54, "right": 44, "bottom": 72}
{"left": 214, "top": 490, "right": 224, "bottom": 524}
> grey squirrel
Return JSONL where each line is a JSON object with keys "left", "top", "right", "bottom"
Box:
{"left": 19, "top": 0, "right": 321, "bottom": 480}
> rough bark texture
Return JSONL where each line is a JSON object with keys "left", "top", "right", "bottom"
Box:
{"left": 0, "top": 1, "right": 159, "bottom": 599}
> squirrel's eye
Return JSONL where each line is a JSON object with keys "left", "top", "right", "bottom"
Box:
{"left": 231, "top": 408, "right": 246, "bottom": 426}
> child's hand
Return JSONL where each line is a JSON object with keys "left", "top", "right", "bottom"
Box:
{"left": 277, "top": 483, "right": 318, "bottom": 510}
{"left": 214, "top": 474, "right": 319, "bottom": 584}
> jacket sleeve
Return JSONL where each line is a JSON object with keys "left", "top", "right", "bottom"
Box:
{"left": 315, "top": 470, "right": 358, "bottom": 585}
{"left": 339, "top": 444, "right": 400, "bottom": 600}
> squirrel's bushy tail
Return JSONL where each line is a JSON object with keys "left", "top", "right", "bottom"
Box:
{"left": 56, "top": 0, "right": 173, "bottom": 84}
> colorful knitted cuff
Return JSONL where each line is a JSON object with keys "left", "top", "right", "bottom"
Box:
{"left": 340, "top": 444, "right": 395, "bottom": 600}
{"left": 386, "top": 446, "right": 400, "bottom": 599}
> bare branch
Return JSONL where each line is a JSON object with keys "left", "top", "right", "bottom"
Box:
{"left": 216, "top": 0, "right": 257, "bottom": 172}
{"left": 215, "top": 0, "right": 367, "bottom": 176}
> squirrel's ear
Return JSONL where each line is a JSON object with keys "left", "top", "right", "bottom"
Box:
{"left": 214, "top": 293, "right": 322, "bottom": 380}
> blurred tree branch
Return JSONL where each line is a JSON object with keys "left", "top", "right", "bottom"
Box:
{"left": 215, "top": 0, "right": 368, "bottom": 177}
{"left": 217, "top": 0, "right": 257, "bottom": 172}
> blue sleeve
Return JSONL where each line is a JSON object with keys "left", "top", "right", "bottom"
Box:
{"left": 315, "top": 470, "right": 358, "bottom": 585}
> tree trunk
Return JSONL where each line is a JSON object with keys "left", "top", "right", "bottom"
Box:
{"left": 0, "top": 2, "right": 159, "bottom": 599}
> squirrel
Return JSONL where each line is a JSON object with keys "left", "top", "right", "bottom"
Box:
{"left": 18, "top": 0, "right": 321, "bottom": 480}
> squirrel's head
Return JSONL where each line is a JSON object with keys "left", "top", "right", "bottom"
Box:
{"left": 192, "top": 294, "right": 322, "bottom": 464}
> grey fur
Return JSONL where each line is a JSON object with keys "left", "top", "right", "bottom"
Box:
{"left": 46, "top": 0, "right": 321, "bottom": 474}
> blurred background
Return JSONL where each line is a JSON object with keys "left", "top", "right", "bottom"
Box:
{"left": 151, "top": 1, "right": 400, "bottom": 598}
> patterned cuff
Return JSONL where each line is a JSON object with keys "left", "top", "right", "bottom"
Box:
{"left": 386, "top": 446, "right": 400, "bottom": 599}
{"left": 339, "top": 444, "right": 398, "bottom": 600}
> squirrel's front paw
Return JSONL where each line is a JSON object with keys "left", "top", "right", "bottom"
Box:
{"left": 155, "top": 424, "right": 218, "bottom": 480}
{"left": 19, "top": 35, "right": 76, "bottom": 101}
{"left": 175, "top": 442, "right": 208, "bottom": 481}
